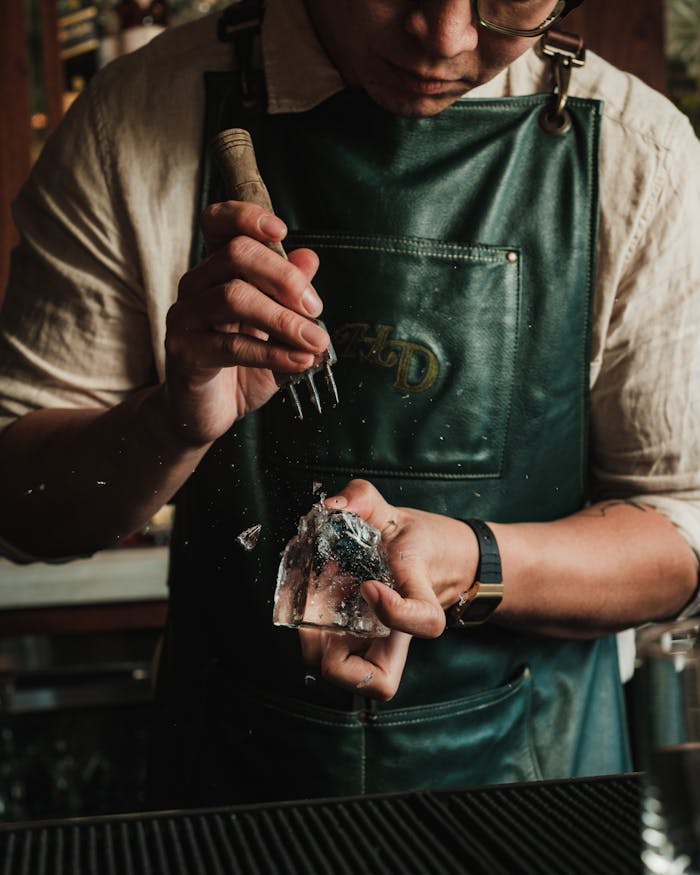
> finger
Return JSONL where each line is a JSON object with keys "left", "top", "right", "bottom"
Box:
{"left": 361, "top": 575, "right": 446, "bottom": 639}
{"left": 176, "top": 280, "right": 329, "bottom": 357}
{"left": 287, "top": 247, "right": 320, "bottom": 284}
{"left": 201, "top": 200, "right": 319, "bottom": 285}
{"left": 181, "top": 238, "right": 323, "bottom": 319}
{"left": 171, "top": 326, "right": 321, "bottom": 373}
{"left": 200, "top": 204, "right": 321, "bottom": 284}
{"left": 325, "top": 479, "right": 399, "bottom": 536}
{"left": 299, "top": 628, "right": 324, "bottom": 668}
{"left": 200, "top": 201, "right": 288, "bottom": 253}
{"left": 321, "top": 632, "right": 412, "bottom": 701}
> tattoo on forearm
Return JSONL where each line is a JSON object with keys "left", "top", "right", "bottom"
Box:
{"left": 584, "top": 499, "right": 648, "bottom": 518}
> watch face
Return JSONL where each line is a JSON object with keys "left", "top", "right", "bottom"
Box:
{"left": 451, "top": 583, "right": 504, "bottom": 627}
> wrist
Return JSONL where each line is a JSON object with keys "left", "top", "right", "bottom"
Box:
{"left": 140, "top": 384, "right": 215, "bottom": 456}
{"left": 446, "top": 519, "right": 504, "bottom": 628}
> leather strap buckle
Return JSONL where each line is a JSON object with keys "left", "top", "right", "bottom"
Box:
{"left": 217, "top": 1, "right": 265, "bottom": 108}
{"left": 540, "top": 29, "right": 586, "bottom": 135}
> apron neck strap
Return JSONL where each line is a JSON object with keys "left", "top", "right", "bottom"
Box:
{"left": 217, "top": 0, "right": 266, "bottom": 109}
{"left": 539, "top": 28, "right": 586, "bottom": 135}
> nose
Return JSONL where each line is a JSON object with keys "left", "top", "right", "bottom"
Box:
{"left": 404, "top": 0, "right": 479, "bottom": 58}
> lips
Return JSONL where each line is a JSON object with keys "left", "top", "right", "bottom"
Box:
{"left": 385, "top": 60, "right": 466, "bottom": 95}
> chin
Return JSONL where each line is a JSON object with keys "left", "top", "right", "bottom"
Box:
{"left": 366, "top": 86, "right": 463, "bottom": 118}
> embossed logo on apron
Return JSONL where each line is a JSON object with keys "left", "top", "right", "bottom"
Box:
{"left": 333, "top": 322, "right": 440, "bottom": 393}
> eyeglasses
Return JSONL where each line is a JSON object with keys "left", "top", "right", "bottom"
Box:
{"left": 474, "top": 0, "right": 568, "bottom": 38}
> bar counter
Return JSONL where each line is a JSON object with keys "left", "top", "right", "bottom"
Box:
{"left": 0, "top": 773, "right": 642, "bottom": 874}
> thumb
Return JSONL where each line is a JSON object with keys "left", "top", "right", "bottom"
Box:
{"left": 325, "top": 479, "right": 398, "bottom": 534}
{"left": 361, "top": 570, "right": 445, "bottom": 640}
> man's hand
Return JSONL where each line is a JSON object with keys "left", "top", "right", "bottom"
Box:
{"left": 164, "top": 201, "right": 330, "bottom": 446}
{"left": 299, "top": 479, "right": 479, "bottom": 700}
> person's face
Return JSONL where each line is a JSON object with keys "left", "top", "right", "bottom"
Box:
{"left": 304, "top": 0, "right": 539, "bottom": 117}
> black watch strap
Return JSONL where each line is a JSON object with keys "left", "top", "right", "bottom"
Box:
{"left": 467, "top": 519, "right": 502, "bottom": 584}
{"left": 447, "top": 519, "right": 504, "bottom": 628}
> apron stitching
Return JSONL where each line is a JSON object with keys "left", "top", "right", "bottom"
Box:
{"left": 498, "top": 252, "right": 521, "bottom": 477}
{"left": 264, "top": 463, "right": 500, "bottom": 481}
{"left": 451, "top": 95, "right": 594, "bottom": 111}
{"left": 258, "top": 701, "right": 361, "bottom": 728}
{"left": 579, "top": 109, "right": 600, "bottom": 497}
{"left": 373, "top": 688, "right": 526, "bottom": 727}
{"left": 288, "top": 241, "right": 509, "bottom": 263}
{"left": 375, "top": 677, "right": 526, "bottom": 718}
{"left": 256, "top": 681, "right": 524, "bottom": 728}
{"left": 289, "top": 231, "right": 516, "bottom": 253}
{"left": 522, "top": 667, "right": 545, "bottom": 780}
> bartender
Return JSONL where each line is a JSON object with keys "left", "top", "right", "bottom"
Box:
{"left": 0, "top": 0, "right": 699, "bottom": 807}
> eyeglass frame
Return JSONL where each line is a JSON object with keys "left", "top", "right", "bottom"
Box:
{"left": 474, "top": 0, "right": 569, "bottom": 38}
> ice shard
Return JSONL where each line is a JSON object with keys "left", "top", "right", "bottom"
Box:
{"left": 273, "top": 504, "right": 395, "bottom": 637}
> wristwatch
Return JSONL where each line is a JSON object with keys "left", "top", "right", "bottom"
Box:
{"left": 446, "top": 519, "right": 504, "bottom": 628}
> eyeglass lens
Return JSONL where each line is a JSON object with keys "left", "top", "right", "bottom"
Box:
{"left": 478, "top": 0, "right": 561, "bottom": 32}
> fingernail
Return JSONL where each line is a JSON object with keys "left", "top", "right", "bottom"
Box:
{"left": 300, "top": 319, "right": 327, "bottom": 346}
{"left": 361, "top": 581, "right": 380, "bottom": 606}
{"left": 288, "top": 350, "right": 313, "bottom": 365}
{"left": 327, "top": 495, "right": 348, "bottom": 508}
{"left": 259, "top": 214, "right": 287, "bottom": 238}
{"left": 301, "top": 286, "right": 323, "bottom": 317}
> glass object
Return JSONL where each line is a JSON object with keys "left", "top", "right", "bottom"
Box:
{"left": 636, "top": 619, "right": 700, "bottom": 875}
{"left": 475, "top": 0, "right": 566, "bottom": 38}
{"left": 273, "top": 503, "right": 395, "bottom": 637}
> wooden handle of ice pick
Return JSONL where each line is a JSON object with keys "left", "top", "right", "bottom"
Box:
{"left": 210, "top": 128, "right": 287, "bottom": 259}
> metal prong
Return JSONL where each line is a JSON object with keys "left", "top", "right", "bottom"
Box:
{"left": 306, "top": 372, "right": 323, "bottom": 414}
{"left": 324, "top": 361, "right": 339, "bottom": 406}
{"left": 286, "top": 383, "right": 304, "bottom": 420}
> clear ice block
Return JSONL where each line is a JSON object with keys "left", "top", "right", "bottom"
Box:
{"left": 273, "top": 504, "right": 395, "bottom": 637}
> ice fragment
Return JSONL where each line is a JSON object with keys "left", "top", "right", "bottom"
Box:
{"left": 273, "top": 504, "right": 395, "bottom": 637}
{"left": 237, "top": 523, "right": 262, "bottom": 551}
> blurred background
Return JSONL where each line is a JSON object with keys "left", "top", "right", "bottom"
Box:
{"left": 0, "top": 0, "right": 698, "bottom": 824}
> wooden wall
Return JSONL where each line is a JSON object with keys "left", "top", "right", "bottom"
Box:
{"left": 566, "top": 0, "right": 668, "bottom": 94}
{"left": 0, "top": 0, "right": 670, "bottom": 306}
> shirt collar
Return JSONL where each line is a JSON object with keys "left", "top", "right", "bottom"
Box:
{"left": 262, "top": 0, "right": 346, "bottom": 114}
{"left": 261, "top": 0, "right": 543, "bottom": 114}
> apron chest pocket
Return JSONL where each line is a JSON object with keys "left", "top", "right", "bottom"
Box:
{"left": 263, "top": 233, "right": 521, "bottom": 482}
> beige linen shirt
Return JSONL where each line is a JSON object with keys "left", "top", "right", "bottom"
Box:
{"left": 1, "top": 1, "right": 700, "bottom": 610}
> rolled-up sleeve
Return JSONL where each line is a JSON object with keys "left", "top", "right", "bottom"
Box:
{"left": 0, "top": 75, "right": 157, "bottom": 435}
{"left": 590, "top": 112, "right": 700, "bottom": 611}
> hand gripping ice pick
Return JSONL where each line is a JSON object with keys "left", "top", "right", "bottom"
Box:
{"left": 210, "top": 128, "right": 339, "bottom": 419}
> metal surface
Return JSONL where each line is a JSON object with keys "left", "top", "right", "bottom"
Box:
{"left": 279, "top": 322, "right": 339, "bottom": 420}
{"left": 0, "top": 774, "right": 642, "bottom": 874}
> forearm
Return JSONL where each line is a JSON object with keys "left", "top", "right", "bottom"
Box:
{"left": 0, "top": 384, "right": 210, "bottom": 559}
{"left": 490, "top": 500, "right": 699, "bottom": 638}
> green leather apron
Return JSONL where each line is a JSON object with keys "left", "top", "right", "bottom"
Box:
{"left": 149, "top": 66, "right": 631, "bottom": 808}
